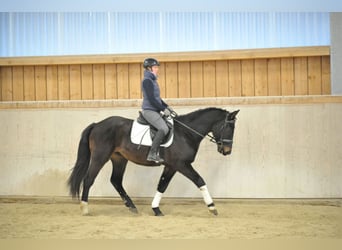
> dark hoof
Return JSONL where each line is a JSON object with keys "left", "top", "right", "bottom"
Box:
{"left": 129, "top": 207, "right": 139, "bottom": 214}
{"left": 208, "top": 206, "right": 218, "bottom": 216}
{"left": 152, "top": 207, "right": 164, "bottom": 216}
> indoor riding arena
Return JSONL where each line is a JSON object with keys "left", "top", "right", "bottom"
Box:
{"left": 1, "top": 11, "right": 342, "bottom": 240}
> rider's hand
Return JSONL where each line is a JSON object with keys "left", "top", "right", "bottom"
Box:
{"left": 163, "top": 108, "right": 171, "bottom": 117}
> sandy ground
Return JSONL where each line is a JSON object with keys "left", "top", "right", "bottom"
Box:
{"left": 0, "top": 197, "right": 341, "bottom": 239}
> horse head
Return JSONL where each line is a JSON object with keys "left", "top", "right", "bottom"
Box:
{"left": 212, "top": 110, "right": 239, "bottom": 155}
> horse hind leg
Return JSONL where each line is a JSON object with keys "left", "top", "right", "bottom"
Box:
{"left": 110, "top": 156, "right": 138, "bottom": 214}
{"left": 80, "top": 151, "right": 110, "bottom": 215}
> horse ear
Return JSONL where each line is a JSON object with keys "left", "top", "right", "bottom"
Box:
{"left": 229, "top": 109, "right": 240, "bottom": 120}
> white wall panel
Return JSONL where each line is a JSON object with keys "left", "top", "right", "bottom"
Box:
{"left": 0, "top": 102, "right": 341, "bottom": 198}
{"left": 0, "top": 12, "right": 330, "bottom": 56}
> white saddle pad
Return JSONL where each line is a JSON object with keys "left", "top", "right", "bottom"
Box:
{"left": 130, "top": 118, "right": 174, "bottom": 147}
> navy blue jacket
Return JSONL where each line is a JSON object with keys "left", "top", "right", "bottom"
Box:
{"left": 141, "top": 70, "right": 168, "bottom": 112}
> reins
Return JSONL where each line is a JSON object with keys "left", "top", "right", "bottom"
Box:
{"left": 170, "top": 108, "right": 234, "bottom": 145}
{"left": 172, "top": 117, "right": 218, "bottom": 144}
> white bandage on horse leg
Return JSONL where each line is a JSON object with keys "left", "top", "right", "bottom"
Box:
{"left": 199, "top": 185, "right": 213, "bottom": 205}
{"left": 80, "top": 201, "right": 89, "bottom": 215}
{"left": 151, "top": 191, "right": 163, "bottom": 208}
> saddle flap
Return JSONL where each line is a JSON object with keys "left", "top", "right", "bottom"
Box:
{"left": 131, "top": 113, "right": 174, "bottom": 148}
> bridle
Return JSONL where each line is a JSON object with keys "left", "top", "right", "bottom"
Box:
{"left": 171, "top": 112, "right": 235, "bottom": 146}
{"left": 214, "top": 114, "right": 235, "bottom": 146}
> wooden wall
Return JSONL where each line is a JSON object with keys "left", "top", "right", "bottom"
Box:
{"left": 0, "top": 46, "right": 331, "bottom": 102}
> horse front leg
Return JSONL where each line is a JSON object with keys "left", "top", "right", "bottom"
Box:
{"left": 152, "top": 165, "right": 176, "bottom": 216}
{"left": 178, "top": 163, "right": 218, "bottom": 216}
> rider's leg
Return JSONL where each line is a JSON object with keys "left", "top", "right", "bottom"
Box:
{"left": 141, "top": 110, "right": 169, "bottom": 163}
{"left": 147, "top": 130, "right": 165, "bottom": 163}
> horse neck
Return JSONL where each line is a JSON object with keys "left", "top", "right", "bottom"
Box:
{"left": 184, "top": 108, "right": 225, "bottom": 136}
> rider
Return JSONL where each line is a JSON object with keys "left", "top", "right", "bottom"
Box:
{"left": 141, "top": 58, "right": 172, "bottom": 163}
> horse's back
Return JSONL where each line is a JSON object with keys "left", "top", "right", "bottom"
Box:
{"left": 99, "top": 115, "right": 133, "bottom": 126}
{"left": 90, "top": 116, "right": 133, "bottom": 140}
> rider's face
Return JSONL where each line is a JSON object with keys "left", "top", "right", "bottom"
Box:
{"left": 151, "top": 65, "right": 159, "bottom": 76}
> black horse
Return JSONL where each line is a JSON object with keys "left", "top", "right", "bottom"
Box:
{"left": 68, "top": 107, "right": 239, "bottom": 216}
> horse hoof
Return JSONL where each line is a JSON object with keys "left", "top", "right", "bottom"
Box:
{"left": 129, "top": 207, "right": 139, "bottom": 214}
{"left": 208, "top": 206, "right": 218, "bottom": 216}
{"left": 152, "top": 207, "right": 164, "bottom": 216}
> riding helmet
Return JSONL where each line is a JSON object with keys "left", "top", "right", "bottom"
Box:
{"left": 143, "top": 58, "right": 160, "bottom": 69}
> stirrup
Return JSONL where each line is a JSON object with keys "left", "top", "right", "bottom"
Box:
{"left": 147, "top": 154, "right": 164, "bottom": 163}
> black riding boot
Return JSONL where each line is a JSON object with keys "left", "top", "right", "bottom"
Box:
{"left": 147, "top": 130, "right": 165, "bottom": 163}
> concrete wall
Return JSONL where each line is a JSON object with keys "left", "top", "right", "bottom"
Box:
{"left": 1, "top": 99, "right": 341, "bottom": 198}
{"left": 331, "top": 12, "right": 342, "bottom": 95}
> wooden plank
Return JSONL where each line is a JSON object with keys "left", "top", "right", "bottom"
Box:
{"left": 46, "top": 65, "right": 58, "bottom": 100}
{"left": 57, "top": 65, "right": 70, "bottom": 100}
{"left": 254, "top": 59, "right": 268, "bottom": 96}
{"left": 104, "top": 64, "right": 117, "bottom": 99}
{"left": 241, "top": 59, "right": 255, "bottom": 96}
{"left": 93, "top": 64, "right": 105, "bottom": 100}
{"left": 128, "top": 63, "right": 141, "bottom": 99}
{"left": 190, "top": 61, "right": 203, "bottom": 98}
{"left": 12, "top": 66, "right": 24, "bottom": 101}
{"left": 280, "top": 58, "right": 294, "bottom": 95}
{"left": 1, "top": 67, "right": 13, "bottom": 101}
{"left": 294, "top": 57, "right": 308, "bottom": 95}
{"left": 215, "top": 60, "right": 229, "bottom": 97}
{"left": 0, "top": 46, "right": 330, "bottom": 66}
{"left": 203, "top": 61, "right": 216, "bottom": 97}
{"left": 321, "top": 56, "right": 331, "bottom": 95}
{"left": 2, "top": 96, "right": 342, "bottom": 110}
{"left": 228, "top": 60, "right": 242, "bottom": 97}
{"left": 23, "top": 66, "right": 35, "bottom": 101}
{"left": 35, "top": 66, "right": 47, "bottom": 101}
{"left": 81, "top": 64, "right": 93, "bottom": 100}
{"left": 267, "top": 58, "right": 281, "bottom": 96}
{"left": 116, "top": 63, "right": 129, "bottom": 99}
{"left": 308, "top": 56, "right": 322, "bottom": 95}
{"left": 157, "top": 64, "right": 166, "bottom": 98}
{"left": 177, "top": 62, "right": 191, "bottom": 98}
{"left": 69, "top": 65, "right": 81, "bottom": 100}
{"left": 164, "top": 62, "right": 178, "bottom": 98}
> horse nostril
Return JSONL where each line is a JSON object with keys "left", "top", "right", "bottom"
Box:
{"left": 223, "top": 146, "right": 232, "bottom": 155}
{"left": 218, "top": 145, "right": 231, "bottom": 155}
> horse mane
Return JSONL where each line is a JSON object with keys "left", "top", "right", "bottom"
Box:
{"left": 177, "top": 107, "right": 226, "bottom": 123}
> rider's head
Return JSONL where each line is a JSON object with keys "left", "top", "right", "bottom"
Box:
{"left": 143, "top": 58, "right": 160, "bottom": 75}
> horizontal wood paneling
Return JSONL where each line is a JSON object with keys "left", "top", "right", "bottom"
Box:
{"left": 0, "top": 46, "right": 329, "bottom": 66}
{"left": 0, "top": 46, "right": 331, "bottom": 102}
{"left": 1, "top": 96, "right": 341, "bottom": 110}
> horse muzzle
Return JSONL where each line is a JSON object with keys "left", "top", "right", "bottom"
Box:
{"left": 217, "top": 139, "right": 233, "bottom": 155}
{"left": 218, "top": 145, "right": 232, "bottom": 155}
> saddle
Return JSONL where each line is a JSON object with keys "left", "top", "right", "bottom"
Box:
{"left": 130, "top": 112, "right": 174, "bottom": 147}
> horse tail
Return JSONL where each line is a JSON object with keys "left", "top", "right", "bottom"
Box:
{"left": 68, "top": 123, "right": 96, "bottom": 199}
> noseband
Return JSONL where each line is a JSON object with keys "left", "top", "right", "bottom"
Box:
{"left": 210, "top": 114, "right": 235, "bottom": 146}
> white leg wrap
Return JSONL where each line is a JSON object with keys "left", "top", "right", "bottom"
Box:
{"left": 200, "top": 185, "right": 213, "bottom": 205}
{"left": 80, "top": 201, "right": 89, "bottom": 215}
{"left": 151, "top": 191, "right": 163, "bottom": 208}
